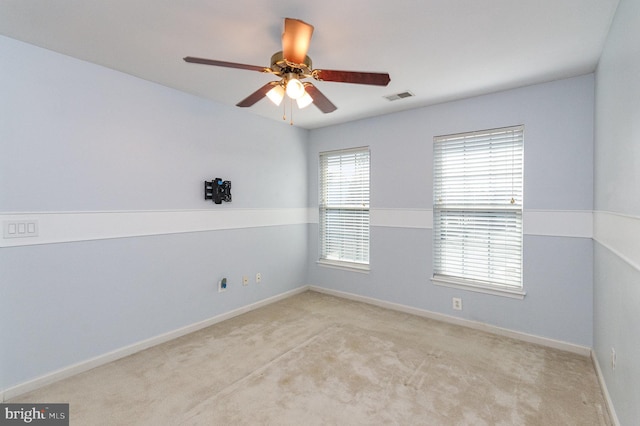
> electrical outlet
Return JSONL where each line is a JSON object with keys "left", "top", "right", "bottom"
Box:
{"left": 611, "top": 348, "right": 616, "bottom": 370}
{"left": 452, "top": 297, "right": 462, "bottom": 311}
{"left": 218, "top": 278, "right": 227, "bottom": 293}
{"left": 256, "top": 273, "right": 262, "bottom": 283}
{"left": 242, "top": 276, "right": 249, "bottom": 286}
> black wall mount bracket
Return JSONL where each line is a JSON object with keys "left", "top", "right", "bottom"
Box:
{"left": 204, "top": 178, "right": 231, "bottom": 204}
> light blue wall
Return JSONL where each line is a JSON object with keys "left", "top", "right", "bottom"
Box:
{"left": 0, "top": 37, "right": 308, "bottom": 211}
{"left": 308, "top": 75, "right": 595, "bottom": 347}
{"left": 0, "top": 36, "right": 309, "bottom": 391}
{"left": 1, "top": 227, "right": 307, "bottom": 389}
{"left": 594, "top": 0, "right": 640, "bottom": 423}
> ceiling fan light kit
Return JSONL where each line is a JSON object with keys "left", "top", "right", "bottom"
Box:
{"left": 184, "top": 18, "right": 391, "bottom": 124}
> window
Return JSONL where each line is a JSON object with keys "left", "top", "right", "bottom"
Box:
{"left": 432, "top": 125, "right": 524, "bottom": 297}
{"left": 319, "top": 147, "right": 370, "bottom": 269}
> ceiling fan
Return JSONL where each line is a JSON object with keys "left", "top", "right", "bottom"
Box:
{"left": 184, "top": 18, "right": 391, "bottom": 116}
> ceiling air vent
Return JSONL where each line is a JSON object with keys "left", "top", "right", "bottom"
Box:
{"left": 384, "top": 91, "right": 414, "bottom": 101}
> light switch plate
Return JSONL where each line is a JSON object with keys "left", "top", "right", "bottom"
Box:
{"left": 3, "top": 220, "right": 39, "bottom": 238}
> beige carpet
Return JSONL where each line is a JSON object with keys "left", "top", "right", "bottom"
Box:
{"left": 10, "top": 291, "right": 611, "bottom": 425}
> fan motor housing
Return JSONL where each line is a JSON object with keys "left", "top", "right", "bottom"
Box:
{"left": 270, "top": 51, "right": 312, "bottom": 77}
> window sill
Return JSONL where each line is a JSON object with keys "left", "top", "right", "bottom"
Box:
{"left": 431, "top": 275, "right": 526, "bottom": 300}
{"left": 317, "top": 259, "right": 370, "bottom": 274}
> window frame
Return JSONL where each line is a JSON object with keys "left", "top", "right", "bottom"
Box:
{"left": 431, "top": 125, "right": 525, "bottom": 299}
{"left": 318, "top": 147, "right": 370, "bottom": 271}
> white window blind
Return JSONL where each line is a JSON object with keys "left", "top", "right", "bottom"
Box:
{"left": 319, "top": 147, "right": 370, "bottom": 267}
{"left": 433, "top": 125, "right": 523, "bottom": 291}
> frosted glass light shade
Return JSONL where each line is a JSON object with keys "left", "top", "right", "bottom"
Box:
{"left": 296, "top": 91, "right": 313, "bottom": 109}
{"left": 266, "top": 85, "right": 285, "bottom": 106}
{"left": 286, "top": 78, "right": 305, "bottom": 99}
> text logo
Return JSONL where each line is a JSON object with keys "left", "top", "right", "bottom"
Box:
{"left": 0, "top": 404, "right": 68, "bottom": 425}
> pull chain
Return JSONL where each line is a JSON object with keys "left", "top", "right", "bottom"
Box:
{"left": 290, "top": 98, "right": 294, "bottom": 126}
{"left": 282, "top": 98, "right": 286, "bottom": 121}
{"left": 280, "top": 97, "right": 296, "bottom": 126}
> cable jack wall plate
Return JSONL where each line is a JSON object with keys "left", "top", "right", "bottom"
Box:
{"left": 218, "top": 278, "right": 228, "bottom": 293}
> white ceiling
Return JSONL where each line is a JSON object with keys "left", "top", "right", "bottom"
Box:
{"left": 0, "top": 0, "right": 619, "bottom": 129}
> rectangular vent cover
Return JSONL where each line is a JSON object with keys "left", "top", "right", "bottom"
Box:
{"left": 384, "top": 91, "right": 414, "bottom": 101}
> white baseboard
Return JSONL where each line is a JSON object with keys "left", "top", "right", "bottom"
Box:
{"left": 308, "top": 286, "right": 592, "bottom": 356}
{"left": 1, "top": 286, "right": 308, "bottom": 402}
{"left": 591, "top": 350, "right": 621, "bottom": 426}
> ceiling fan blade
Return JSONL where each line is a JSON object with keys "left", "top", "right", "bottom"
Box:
{"left": 314, "top": 69, "right": 391, "bottom": 86}
{"left": 282, "top": 18, "right": 314, "bottom": 64}
{"left": 236, "top": 82, "right": 278, "bottom": 108}
{"left": 184, "top": 56, "right": 267, "bottom": 72}
{"left": 304, "top": 83, "right": 337, "bottom": 113}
